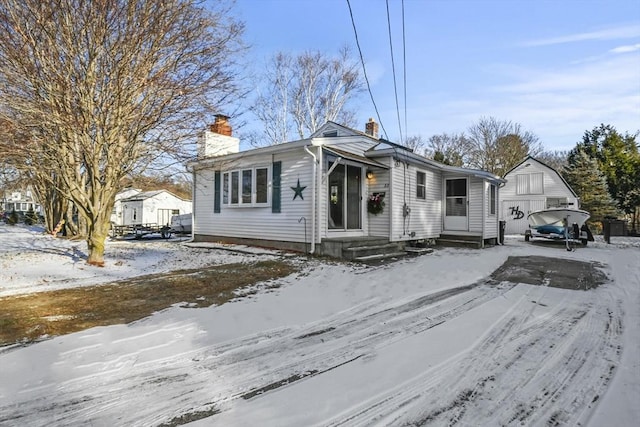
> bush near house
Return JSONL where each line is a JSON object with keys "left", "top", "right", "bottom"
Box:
{"left": 24, "top": 207, "right": 39, "bottom": 225}
{"left": 6, "top": 210, "right": 20, "bottom": 225}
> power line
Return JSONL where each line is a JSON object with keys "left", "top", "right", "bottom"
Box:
{"left": 345, "top": 0, "right": 388, "bottom": 140}
{"left": 386, "top": 0, "right": 403, "bottom": 144}
{"left": 402, "top": 0, "right": 408, "bottom": 140}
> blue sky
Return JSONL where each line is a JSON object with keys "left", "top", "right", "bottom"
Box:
{"left": 233, "top": 0, "right": 640, "bottom": 151}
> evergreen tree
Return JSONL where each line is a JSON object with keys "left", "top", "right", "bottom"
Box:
{"left": 564, "top": 150, "right": 618, "bottom": 231}
{"left": 570, "top": 124, "right": 640, "bottom": 219}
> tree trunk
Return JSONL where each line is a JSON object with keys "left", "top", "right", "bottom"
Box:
{"left": 86, "top": 219, "right": 110, "bottom": 266}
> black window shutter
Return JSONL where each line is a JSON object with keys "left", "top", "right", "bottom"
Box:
{"left": 272, "top": 161, "right": 281, "bottom": 213}
{"left": 214, "top": 171, "right": 221, "bottom": 213}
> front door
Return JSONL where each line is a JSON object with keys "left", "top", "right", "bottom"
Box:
{"left": 444, "top": 178, "right": 468, "bottom": 230}
{"left": 328, "top": 163, "right": 362, "bottom": 230}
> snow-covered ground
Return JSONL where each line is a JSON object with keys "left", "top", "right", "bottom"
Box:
{"left": 0, "top": 224, "right": 638, "bottom": 426}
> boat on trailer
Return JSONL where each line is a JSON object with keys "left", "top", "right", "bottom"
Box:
{"left": 525, "top": 208, "right": 593, "bottom": 250}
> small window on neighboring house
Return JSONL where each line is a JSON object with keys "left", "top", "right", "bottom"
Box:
{"left": 516, "top": 172, "right": 544, "bottom": 195}
{"left": 172, "top": 209, "right": 180, "bottom": 215}
{"left": 132, "top": 208, "right": 137, "bottom": 221}
{"left": 323, "top": 130, "right": 338, "bottom": 137}
{"left": 489, "top": 184, "right": 496, "bottom": 215}
{"left": 416, "top": 171, "right": 426, "bottom": 199}
{"left": 530, "top": 172, "right": 543, "bottom": 194}
{"left": 547, "top": 198, "right": 567, "bottom": 208}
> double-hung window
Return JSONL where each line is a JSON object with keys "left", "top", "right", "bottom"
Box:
{"left": 223, "top": 166, "right": 270, "bottom": 206}
{"left": 489, "top": 184, "right": 496, "bottom": 215}
{"left": 416, "top": 171, "right": 426, "bottom": 199}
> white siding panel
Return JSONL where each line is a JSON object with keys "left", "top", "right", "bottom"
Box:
{"left": 484, "top": 182, "right": 498, "bottom": 238}
{"left": 389, "top": 162, "right": 442, "bottom": 242}
{"left": 468, "top": 178, "right": 483, "bottom": 233}
{"left": 194, "top": 148, "right": 314, "bottom": 243}
{"left": 367, "top": 167, "right": 391, "bottom": 238}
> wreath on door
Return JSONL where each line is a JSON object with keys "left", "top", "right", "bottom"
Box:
{"left": 367, "top": 193, "right": 385, "bottom": 215}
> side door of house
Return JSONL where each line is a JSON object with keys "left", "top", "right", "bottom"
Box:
{"left": 444, "top": 178, "right": 468, "bottom": 231}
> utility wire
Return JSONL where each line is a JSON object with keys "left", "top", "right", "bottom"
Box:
{"left": 386, "top": 0, "right": 404, "bottom": 145}
{"left": 346, "top": 0, "right": 388, "bottom": 140}
{"left": 402, "top": 0, "right": 408, "bottom": 140}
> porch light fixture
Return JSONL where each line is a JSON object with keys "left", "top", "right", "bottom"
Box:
{"left": 366, "top": 169, "right": 374, "bottom": 180}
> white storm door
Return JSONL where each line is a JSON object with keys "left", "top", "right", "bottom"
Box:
{"left": 444, "top": 178, "right": 468, "bottom": 231}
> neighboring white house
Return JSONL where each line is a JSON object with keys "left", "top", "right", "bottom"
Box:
{"left": 1, "top": 189, "right": 42, "bottom": 215}
{"left": 501, "top": 156, "right": 580, "bottom": 235}
{"left": 189, "top": 116, "right": 505, "bottom": 257}
{"left": 113, "top": 189, "right": 192, "bottom": 227}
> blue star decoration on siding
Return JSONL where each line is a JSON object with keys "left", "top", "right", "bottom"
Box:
{"left": 291, "top": 179, "right": 307, "bottom": 200}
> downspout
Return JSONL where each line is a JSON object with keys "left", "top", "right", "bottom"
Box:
{"left": 304, "top": 145, "right": 318, "bottom": 254}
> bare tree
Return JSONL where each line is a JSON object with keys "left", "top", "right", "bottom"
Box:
{"left": 249, "top": 53, "right": 294, "bottom": 146}
{"left": 0, "top": 0, "right": 245, "bottom": 265}
{"left": 466, "top": 117, "right": 543, "bottom": 176}
{"left": 537, "top": 150, "right": 569, "bottom": 174}
{"left": 425, "top": 133, "right": 467, "bottom": 166}
{"left": 251, "top": 46, "right": 364, "bottom": 145}
{"left": 403, "top": 135, "right": 426, "bottom": 154}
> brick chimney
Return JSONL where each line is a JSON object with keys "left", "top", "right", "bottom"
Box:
{"left": 198, "top": 114, "right": 239, "bottom": 157}
{"left": 210, "top": 114, "right": 232, "bottom": 136}
{"left": 365, "top": 117, "right": 379, "bottom": 139}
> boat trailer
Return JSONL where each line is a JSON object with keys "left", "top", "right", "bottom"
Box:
{"left": 111, "top": 223, "right": 172, "bottom": 239}
{"left": 525, "top": 223, "right": 593, "bottom": 251}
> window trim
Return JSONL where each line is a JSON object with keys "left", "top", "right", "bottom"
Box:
{"left": 222, "top": 166, "right": 271, "bottom": 207}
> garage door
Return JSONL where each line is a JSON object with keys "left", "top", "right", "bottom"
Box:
{"left": 502, "top": 200, "right": 546, "bottom": 234}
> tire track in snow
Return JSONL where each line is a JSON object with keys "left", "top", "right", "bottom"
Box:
{"left": 0, "top": 280, "right": 514, "bottom": 426}
{"left": 322, "top": 281, "right": 623, "bottom": 427}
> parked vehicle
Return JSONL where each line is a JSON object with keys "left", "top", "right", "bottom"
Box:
{"left": 525, "top": 208, "right": 593, "bottom": 250}
{"left": 170, "top": 213, "right": 192, "bottom": 234}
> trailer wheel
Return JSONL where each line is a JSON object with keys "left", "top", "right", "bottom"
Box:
{"left": 581, "top": 238, "right": 588, "bottom": 246}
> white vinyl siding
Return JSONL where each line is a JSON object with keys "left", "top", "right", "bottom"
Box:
{"left": 468, "top": 178, "right": 483, "bottom": 233}
{"left": 367, "top": 165, "right": 391, "bottom": 238}
{"left": 389, "top": 163, "right": 441, "bottom": 242}
{"left": 194, "top": 149, "right": 314, "bottom": 243}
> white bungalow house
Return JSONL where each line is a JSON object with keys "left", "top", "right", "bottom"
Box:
{"left": 114, "top": 189, "right": 192, "bottom": 227}
{"left": 501, "top": 156, "right": 580, "bottom": 235}
{"left": 1, "top": 189, "right": 42, "bottom": 215}
{"left": 189, "top": 116, "right": 504, "bottom": 259}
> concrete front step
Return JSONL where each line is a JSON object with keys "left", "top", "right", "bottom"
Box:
{"left": 404, "top": 246, "right": 434, "bottom": 255}
{"left": 354, "top": 251, "right": 408, "bottom": 263}
{"left": 343, "top": 243, "right": 402, "bottom": 260}
{"left": 436, "top": 238, "right": 482, "bottom": 249}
